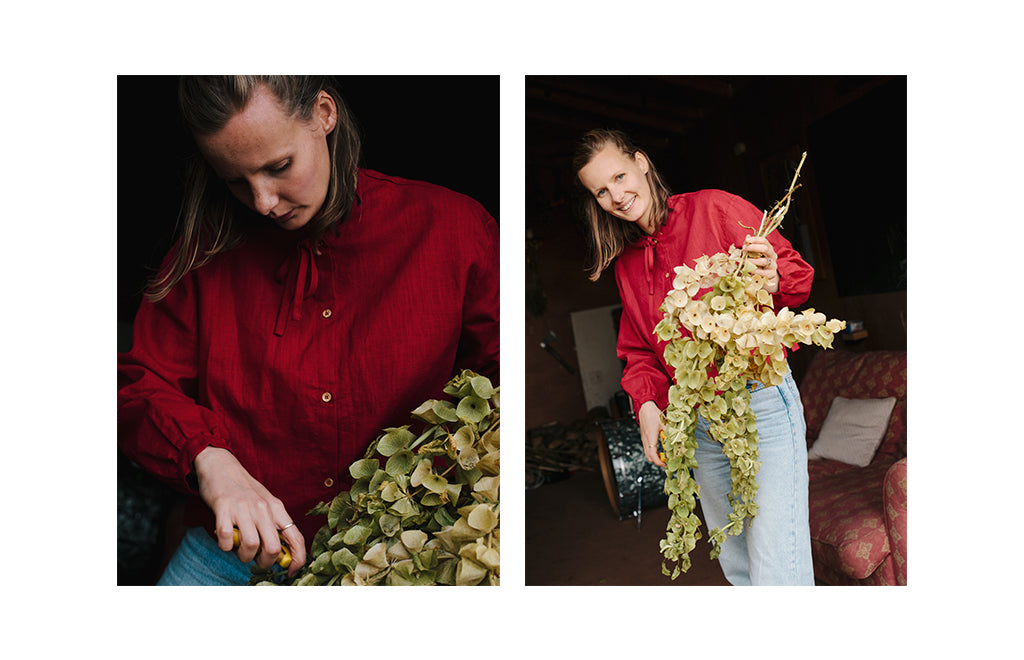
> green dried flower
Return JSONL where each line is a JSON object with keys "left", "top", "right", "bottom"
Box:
{"left": 249, "top": 370, "right": 499, "bottom": 586}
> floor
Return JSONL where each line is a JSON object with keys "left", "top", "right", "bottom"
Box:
{"left": 525, "top": 469, "right": 729, "bottom": 586}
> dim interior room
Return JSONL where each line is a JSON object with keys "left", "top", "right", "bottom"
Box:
{"left": 524, "top": 75, "right": 910, "bottom": 585}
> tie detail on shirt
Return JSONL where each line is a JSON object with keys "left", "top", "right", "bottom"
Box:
{"left": 274, "top": 240, "right": 320, "bottom": 337}
{"left": 641, "top": 234, "right": 659, "bottom": 297}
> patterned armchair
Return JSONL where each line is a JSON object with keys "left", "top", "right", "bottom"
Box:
{"left": 799, "top": 350, "right": 907, "bottom": 585}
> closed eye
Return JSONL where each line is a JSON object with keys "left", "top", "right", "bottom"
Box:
{"left": 222, "top": 159, "right": 290, "bottom": 186}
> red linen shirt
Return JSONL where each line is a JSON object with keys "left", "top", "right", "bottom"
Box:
{"left": 117, "top": 170, "right": 500, "bottom": 549}
{"left": 614, "top": 189, "right": 813, "bottom": 416}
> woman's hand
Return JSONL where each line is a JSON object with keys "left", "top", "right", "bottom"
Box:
{"left": 743, "top": 235, "right": 779, "bottom": 293}
{"left": 637, "top": 400, "right": 666, "bottom": 468}
{"left": 193, "top": 446, "right": 307, "bottom": 578}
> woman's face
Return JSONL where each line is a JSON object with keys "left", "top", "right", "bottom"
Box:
{"left": 196, "top": 85, "right": 337, "bottom": 231}
{"left": 577, "top": 144, "right": 655, "bottom": 234}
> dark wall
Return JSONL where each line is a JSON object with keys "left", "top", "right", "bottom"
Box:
{"left": 525, "top": 75, "right": 907, "bottom": 430}
{"left": 117, "top": 75, "right": 499, "bottom": 330}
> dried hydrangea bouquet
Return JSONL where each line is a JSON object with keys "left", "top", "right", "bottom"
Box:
{"left": 251, "top": 370, "right": 499, "bottom": 586}
{"left": 652, "top": 154, "right": 845, "bottom": 579}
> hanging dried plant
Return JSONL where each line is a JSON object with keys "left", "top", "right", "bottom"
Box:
{"left": 652, "top": 153, "right": 845, "bottom": 578}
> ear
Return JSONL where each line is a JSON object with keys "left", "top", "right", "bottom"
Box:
{"left": 315, "top": 90, "right": 338, "bottom": 134}
{"left": 633, "top": 151, "right": 650, "bottom": 175}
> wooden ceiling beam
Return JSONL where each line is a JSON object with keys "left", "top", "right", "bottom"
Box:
{"left": 530, "top": 77, "right": 708, "bottom": 121}
{"left": 648, "top": 75, "right": 737, "bottom": 97}
{"left": 526, "top": 106, "right": 608, "bottom": 136}
{"left": 526, "top": 86, "right": 692, "bottom": 136}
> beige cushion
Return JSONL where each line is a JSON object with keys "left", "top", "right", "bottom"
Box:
{"left": 807, "top": 396, "right": 897, "bottom": 467}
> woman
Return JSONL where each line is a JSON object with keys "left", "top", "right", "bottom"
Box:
{"left": 118, "top": 76, "right": 500, "bottom": 585}
{"left": 573, "top": 129, "right": 814, "bottom": 585}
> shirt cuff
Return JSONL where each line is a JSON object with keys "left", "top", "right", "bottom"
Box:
{"left": 629, "top": 392, "right": 669, "bottom": 422}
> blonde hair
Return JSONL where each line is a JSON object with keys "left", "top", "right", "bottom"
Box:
{"left": 145, "top": 75, "right": 362, "bottom": 302}
{"left": 572, "top": 129, "right": 672, "bottom": 281}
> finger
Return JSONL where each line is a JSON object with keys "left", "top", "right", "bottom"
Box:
{"left": 644, "top": 444, "right": 660, "bottom": 466}
{"left": 747, "top": 245, "right": 774, "bottom": 261}
{"left": 214, "top": 521, "right": 236, "bottom": 552}
{"left": 236, "top": 520, "right": 263, "bottom": 564}
{"left": 213, "top": 504, "right": 258, "bottom": 561}
{"left": 743, "top": 245, "right": 767, "bottom": 261}
{"left": 278, "top": 523, "right": 306, "bottom": 577}
{"left": 640, "top": 436, "right": 655, "bottom": 463}
{"left": 252, "top": 514, "right": 284, "bottom": 569}
{"left": 744, "top": 237, "right": 776, "bottom": 261}
{"left": 642, "top": 438, "right": 665, "bottom": 468}
{"left": 265, "top": 501, "right": 301, "bottom": 571}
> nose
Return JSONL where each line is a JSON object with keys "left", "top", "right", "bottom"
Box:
{"left": 251, "top": 182, "right": 280, "bottom": 216}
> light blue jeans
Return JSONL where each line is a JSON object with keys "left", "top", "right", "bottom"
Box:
{"left": 157, "top": 527, "right": 256, "bottom": 586}
{"left": 692, "top": 371, "right": 814, "bottom": 585}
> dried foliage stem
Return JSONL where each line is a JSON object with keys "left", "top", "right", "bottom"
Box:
{"left": 735, "top": 151, "right": 808, "bottom": 275}
{"left": 654, "top": 151, "right": 846, "bottom": 579}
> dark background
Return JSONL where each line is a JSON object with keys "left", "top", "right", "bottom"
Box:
{"left": 524, "top": 75, "right": 907, "bottom": 432}
{"left": 117, "top": 75, "right": 500, "bottom": 333}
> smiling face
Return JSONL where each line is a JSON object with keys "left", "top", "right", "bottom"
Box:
{"left": 195, "top": 84, "right": 337, "bottom": 231}
{"left": 577, "top": 144, "right": 656, "bottom": 234}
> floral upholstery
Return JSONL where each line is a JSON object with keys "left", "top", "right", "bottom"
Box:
{"left": 800, "top": 350, "right": 907, "bottom": 586}
{"left": 801, "top": 350, "right": 907, "bottom": 463}
{"left": 884, "top": 458, "right": 908, "bottom": 585}
{"left": 808, "top": 462, "right": 891, "bottom": 580}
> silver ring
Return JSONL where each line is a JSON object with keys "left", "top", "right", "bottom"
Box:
{"left": 279, "top": 522, "right": 296, "bottom": 533}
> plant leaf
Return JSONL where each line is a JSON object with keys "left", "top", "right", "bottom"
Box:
{"left": 378, "top": 513, "right": 402, "bottom": 537}
{"left": 469, "top": 375, "right": 495, "bottom": 399}
{"left": 457, "top": 446, "right": 480, "bottom": 470}
{"left": 467, "top": 504, "right": 498, "bottom": 532}
{"left": 349, "top": 458, "right": 379, "bottom": 480}
{"left": 433, "top": 400, "right": 459, "bottom": 422}
{"left": 332, "top": 547, "right": 359, "bottom": 572}
{"left": 385, "top": 449, "right": 416, "bottom": 477}
{"left": 422, "top": 472, "right": 448, "bottom": 494}
{"left": 378, "top": 427, "right": 414, "bottom": 456}
{"left": 342, "top": 523, "right": 372, "bottom": 546}
{"left": 455, "top": 557, "right": 488, "bottom": 586}
{"left": 457, "top": 395, "right": 489, "bottom": 423}
{"left": 410, "top": 400, "right": 442, "bottom": 424}
{"left": 400, "top": 529, "right": 428, "bottom": 553}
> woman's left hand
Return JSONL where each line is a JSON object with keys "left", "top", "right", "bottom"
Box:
{"left": 743, "top": 235, "right": 779, "bottom": 293}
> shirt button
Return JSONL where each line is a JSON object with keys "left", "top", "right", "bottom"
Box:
{"left": 321, "top": 392, "right": 333, "bottom": 403}
{"left": 323, "top": 477, "right": 334, "bottom": 488}
{"left": 322, "top": 308, "right": 332, "bottom": 319}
